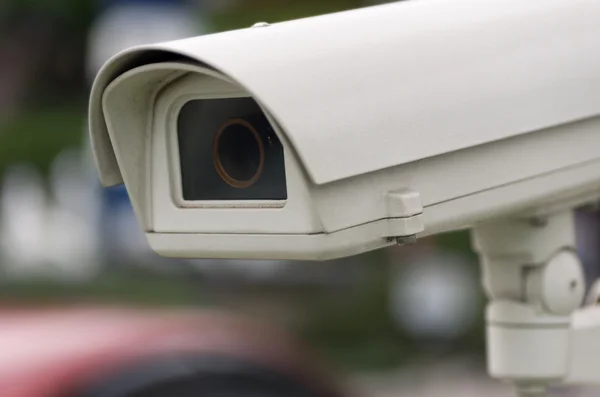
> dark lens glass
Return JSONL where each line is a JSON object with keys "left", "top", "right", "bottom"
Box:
{"left": 177, "top": 98, "right": 287, "bottom": 201}
{"left": 214, "top": 121, "right": 263, "bottom": 187}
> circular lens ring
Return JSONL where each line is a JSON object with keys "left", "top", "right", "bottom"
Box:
{"left": 213, "top": 118, "right": 265, "bottom": 189}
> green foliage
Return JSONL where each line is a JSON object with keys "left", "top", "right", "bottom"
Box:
{"left": 0, "top": 267, "right": 203, "bottom": 306}
{"left": 0, "top": 108, "right": 85, "bottom": 176}
{"left": 301, "top": 253, "right": 414, "bottom": 371}
{"left": 436, "top": 230, "right": 477, "bottom": 258}
{"left": 211, "top": 0, "right": 365, "bottom": 31}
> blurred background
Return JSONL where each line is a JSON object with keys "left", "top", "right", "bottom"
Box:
{"left": 0, "top": 1, "right": 598, "bottom": 396}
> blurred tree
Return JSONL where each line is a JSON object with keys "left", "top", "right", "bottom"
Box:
{"left": 210, "top": 0, "right": 365, "bottom": 31}
{"left": 0, "top": 109, "right": 84, "bottom": 175}
{"left": 0, "top": 1, "right": 93, "bottom": 117}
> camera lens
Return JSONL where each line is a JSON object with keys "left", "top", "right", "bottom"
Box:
{"left": 178, "top": 97, "right": 287, "bottom": 201}
{"left": 213, "top": 119, "right": 265, "bottom": 188}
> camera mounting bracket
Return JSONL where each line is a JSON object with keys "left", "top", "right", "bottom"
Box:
{"left": 472, "top": 211, "right": 600, "bottom": 395}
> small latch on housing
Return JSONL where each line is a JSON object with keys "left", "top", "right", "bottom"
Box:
{"left": 385, "top": 188, "right": 424, "bottom": 244}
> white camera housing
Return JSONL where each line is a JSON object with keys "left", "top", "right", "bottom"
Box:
{"left": 89, "top": 0, "right": 600, "bottom": 260}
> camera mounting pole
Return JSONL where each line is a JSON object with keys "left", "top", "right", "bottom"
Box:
{"left": 472, "top": 211, "right": 585, "bottom": 397}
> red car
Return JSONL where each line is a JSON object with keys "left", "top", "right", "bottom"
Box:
{"left": 0, "top": 307, "right": 343, "bottom": 397}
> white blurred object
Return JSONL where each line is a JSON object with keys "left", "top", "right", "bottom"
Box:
{"left": 391, "top": 250, "right": 479, "bottom": 341}
{"left": 47, "top": 149, "right": 102, "bottom": 281}
{"left": 0, "top": 150, "right": 102, "bottom": 281}
{"left": 44, "top": 208, "right": 101, "bottom": 281}
{"left": 0, "top": 165, "right": 49, "bottom": 276}
{"left": 87, "top": 2, "right": 205, "bottom": 81}
{"left": 50, "top": 148, "right": 100, "bottom": 221}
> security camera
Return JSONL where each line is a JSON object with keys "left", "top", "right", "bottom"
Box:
{"left": 90, "top": 0, "right": 600, "bottom": 394}
{"left": 89, "top": 0, "right": 600, "bottom": 261}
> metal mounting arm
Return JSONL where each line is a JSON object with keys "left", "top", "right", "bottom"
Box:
{"left": 472, "top": 211, "right": 586, "bottom": 396}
